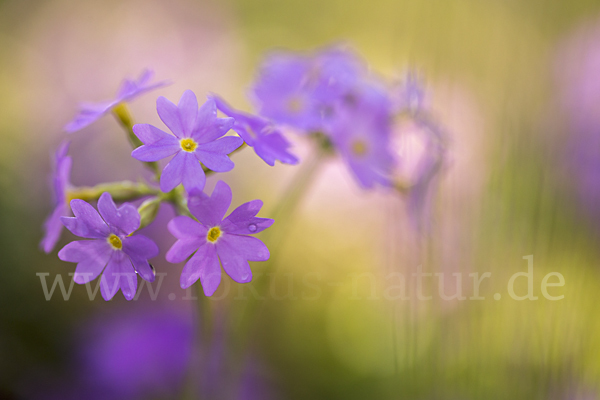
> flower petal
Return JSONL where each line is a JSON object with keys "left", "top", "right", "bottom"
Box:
{"left": 166, "top": 237, "right": 204, "bottom": 263}
{"left": 131, "top": 136, "right": 180, "bottom": 162}
{"left": 221, "top": 200, "right": 274, "bottom": 235}
{"left": 157, "top": 96, "right": 184, "bottom": 138}
{"left": 128, "top": 253, "right": 156, "bottom": 282}
{"left": 63, "top": 101, "right": 114, "bottom": 133}
{"left": 97, "top": 192, "right": 140, "bottom": 235}
{"left": 167, "top": 215, "right": 207, "bottom": 239}
{"left": 159, "top": 150, "right": 186, "bottom": 192}
{"left": 192, "top": 98, "right": 217, "bottom": 140}
{"left": 196, "top": 136, "right": 243, "bottom": 154}
{"left": 178, "top": 90, "right": 198, "bottom": 136}
{"left": 100, "top": 251, "right": 137, "bottom": 301}
{"left": 180, "top": 243, "right": 221, "bottom": 296}
{"left": 132, "top": 124, "right": 172, "bottom": 145}
{"left": 181, "top": 152, "right": 206, "bottom": 193}
{"left": 194, "top": 100, "right": 234, "bottom": 144}
{"left": 58, "top": 239, "right": 113, "bottom": 284}
{"left": 61, "top": 199, "right": 109, "bottom": 239}
{"left": 219, "top": 234, "right": 270, "bottom": 262}
{"left": 254, "top": 132, "right": 299, "bottom": 166}
{"left": 195, "top": 151, "right": 235, "bottom": 172}
{"left": 221, "top": 217, "right": 274, "bottom": 235}
{"left": 187, "top": 180, "right": 232, "bottom": 226}
{"left": 40, "top": 205, "right": 67, "bottom": 253}
{"left": 215, "top": 238, "right": 253, "bottom": 283}
{"left": 122, "top": 234, "right": 159, "bottom": 259}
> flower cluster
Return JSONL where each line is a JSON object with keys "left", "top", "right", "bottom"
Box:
{"left": 42, "top": 46, "right": 447, "bottom": 300}
{"left": 45, "top": 70, "right": 278, "bottom": 300}
{"left": 250, "top": 47, "right": 396, "bottom": 188}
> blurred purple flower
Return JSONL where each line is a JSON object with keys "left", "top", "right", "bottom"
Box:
{"left": 311, "top": 46, "right": 366, "bottom": 107}
{"left": 79, "top": 308, "right": 193, "bottom": 400}
{"left": 166, "top": 181, "right": 273, "bottom": 295}
{"left": 330, "top": 83, "right": 396, "bottom": 188}
{"left": 64, "top": 69, "right": 170, "bottom": 133}
{"left": 40, "top": 141, "right": 72, "bottom": 253}
{"left": 250, "top": 52, "right": 322, "bottom": 131}
{"left": 211, "top": 95, "right": 299, "bottom": 166}
{"left": 556, "top": 22, "right": 600, "bottom": 232}
{"left": 58, "top": 192, "right": 159, "bottom": 301}
{"left": 251, "top": 46, "right": 368, "bottom": 133}
{"left": 131, "top": 91, "right": 242, "bottom": 193}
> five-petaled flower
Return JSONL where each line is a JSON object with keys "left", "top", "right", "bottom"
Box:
{"left": 131, "top": 91, "right": 243, "bottom": 193}
{"left": 250, "top": 52, "right": 323, "bottom": 132}
{"left": 211, "top": 95, "right": 299, "bottom": 166}
{"left": 166, "top": 181, "right": 273, "bottom": 296}
{"left": 64, "top": 69, "right": 170, "bottom": 133}
{"left": 330, "top": 83, "right": 396, "bottom": 188}
{"left": 40, "top": 140, "right": 72, "bottom": 253}
{"left": 58, "top": 192, "right": 159, "bottom": 301}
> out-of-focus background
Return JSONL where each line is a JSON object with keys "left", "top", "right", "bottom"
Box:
{"left": 1, "top": 0, "right": 600, "bottom": 398}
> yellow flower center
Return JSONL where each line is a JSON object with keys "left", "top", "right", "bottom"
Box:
{"left": 207, "top": 226, "right": 222, "bottom": 243}
{"left": 107, "top": 234, "right": 123, "bottom": 250}
{"left": 180, "top": 138, "right": 198, "bottom": 152}
{"left": 351, "top": 140, "right": 368, "bottom": 156}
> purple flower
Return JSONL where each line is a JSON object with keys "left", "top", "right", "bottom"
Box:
{"left": 166, "top": 181, "right": 273, "bottom": 296}
{"left": 251, "top": 46, "right": 369, "bottom": 133}
{"left": 329, "top": 83, "right": 396, "bottom": 188}
{"left": 131, "top": 91, "right": 243, "bottom": 193}
{"left": 250, "top": 52, "right": 322, "bottom": 131}
{"left": 311, "top": 46, "right": 366, "bottom": 106}
{"left": 40, "top": 141, "right": 72, "bottom": 253}
{"left": 58, "top": 192, "right": 159, "bottom": 301}
{"left": 64, "top": 69, "right": 170, "bottom": 133}
{"left": 78, "top": 308, "right": 193, "bottom": 399}
{"left": 556, "top": 21, "right": 600, "bottom": 233}
{"left": 210, "top": 95, "right": 299, "bottom": 166}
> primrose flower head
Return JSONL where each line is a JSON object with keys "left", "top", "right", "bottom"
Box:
{"left": 131, "top": 90, "right": 243, "bottom": 193}
{"left": 64, "top": 69, "right": 170, "bottom": 133}
{"left": 40, "top": 140, "right": 72, "bottom": 253}
{"left": 211, "top": 95, "right": 299, "bottom": 166}
{"left": 251, "top": 52, "right": 323, "bottom": 132}
{"left": 166, "top": 181, "right": 273, "bottom": 296}
{"left": 329, "top": 82, "right": 396, "bottom": 188}
{"left": 311, "top": 46, "right": 367, "bottom": 104}
{"left": 58, "top": 192, "right": 159, "bottom": 301}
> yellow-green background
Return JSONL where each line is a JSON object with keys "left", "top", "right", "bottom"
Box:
{"left": 1, "top": 0, "right": 599, "bottom": 398}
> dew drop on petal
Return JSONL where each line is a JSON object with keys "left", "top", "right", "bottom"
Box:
{"left": 248, "top": 224, "right": 257, "bottom": 232}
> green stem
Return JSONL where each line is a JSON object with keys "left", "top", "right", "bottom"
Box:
{"left": 195, "top": 281, "right": 213, "bottom": 400}
{"left": 199, "top": 281, "right": 214, "bottom": 400}
{"left": 66, "top": 181, "right": 159, "bottom": 203}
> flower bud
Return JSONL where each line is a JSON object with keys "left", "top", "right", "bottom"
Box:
{"left": 137, "top": 197, "right": 161, "bottom": 230}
